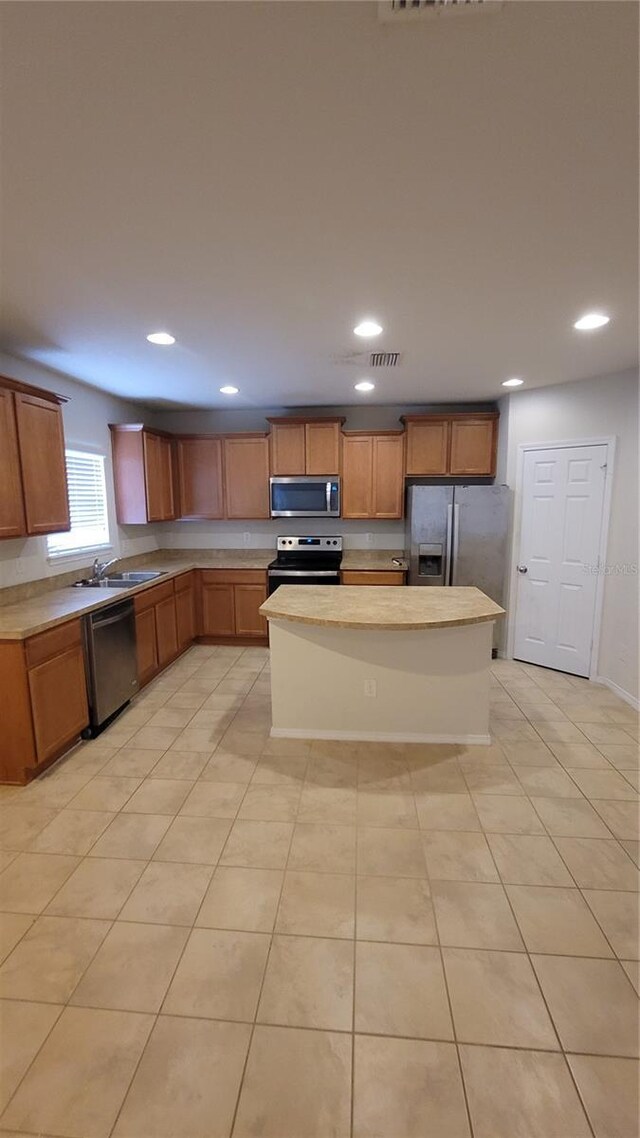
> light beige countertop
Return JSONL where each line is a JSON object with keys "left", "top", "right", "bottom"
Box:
{"left": 0, "top": 549, "right": 409, "bottom": 639}
{"left": 340, "top": 551, "right": 407, "bottom": 571}
{"left": 260, "top": 585, "right": 504, "bottom": 631}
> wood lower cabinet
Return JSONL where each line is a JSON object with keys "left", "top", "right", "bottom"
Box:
{"left": 0, "top": 386, "right": 26, "bottom": 538}
{"left": 14, "top": 390, "right": 70, "bottom": 535}
{"left": 176, "top": 437, "right": 224, "bottom": 519}
{"left": 134, "top": 579, "right": 180, "bottom": 685}
{"left": 0, "top": 617, "right": 89, "bottom": 783}
{"left": 342, "top": 432, "right": 404, "bottom": 519}
{"left": 28, "top": 643, "right": 88, "bottom": 765}
{"left": 134, "top": 605, "right": 158, "bottom": 686}
{"left": 199, "top": 570, "right": 268, "bottom": 641}
{"left": 175, "top": 572, "right": 196, "bottom": 651}
{"left": 223, "top": 435, "right": 270, "bottom": 519}
{"left": 341, "top": 570, "right": 406, "bottom": 586}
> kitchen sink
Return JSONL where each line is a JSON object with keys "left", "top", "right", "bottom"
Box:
{"left": 107, "top": 571, "right": 166, "bottom": 582}
{"left": 72, "top": 579, "right": 134, "bottom": 589}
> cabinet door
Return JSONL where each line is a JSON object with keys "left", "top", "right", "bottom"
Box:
{"left": 405, "top": 420, "right": 450, "bottom": 476}
{"left": 224, "top": 437, "right": 270, "bottom": 519}
{"left": 175, "top": 579, "right": 196, "bottom": 650}
{"left": 155, "top": 594, "right": 178, "bottom": 667}
{"left": 234, "top": 584, "right": 267, "bottom": 637}
{"left": 342, "top": 436, "right": 373, "bottom": 518}
{"left": 0, "top": 389, "right": 26, "bottom": 539}
{"left": 372, "top": 436, "right": 404, "bottom": 518}
{"left": 305, "top": 422, "right": 340, "bottom": 474}
{"left": 270, "top": 424, "right": 306, "bottom": 476}
{"left": 14, "top": 393, "right": 70, "bottom": 535}
{"left": 144, "top": 433, "right": 175, "bottom": 521}
{"left": 449, "top": 418, "right": 497, "bottom": 476}
{"left": 135, "top": 606, "right": 158, "bottom": 686}
{"left": 176, "top": 438, "right": 224, "bottom": 519}
{"left": 28, "top": 645, "right": 89, "bottom": 763}
{"left": 341, "top": 571, "right": 405, "bottom": 586}
{"left": 201, "top": 583, "right": 236, "bottom": 636}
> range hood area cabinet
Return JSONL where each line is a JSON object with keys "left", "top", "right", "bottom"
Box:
{"left": 268, "top": 417, "right": 344, "bottom": 476}
{"left": 342, "top": 431, "right": 405, "bottom": 519}
{"left": 0, "top": 378, "right": 70, "bottom": 539}
{"left": 109, "top": 424, "right": 176, "bottom": 523}
{"left": 402, "top": 413, "right": 499, "bottom": 477}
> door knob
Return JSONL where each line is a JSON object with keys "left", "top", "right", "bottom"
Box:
{"left": 517, "top": 565, "right": 528, "bottom": 574}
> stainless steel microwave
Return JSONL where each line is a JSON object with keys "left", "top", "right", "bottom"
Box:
{"left": 269, "top": 476, "right": 340, "bottom": 518}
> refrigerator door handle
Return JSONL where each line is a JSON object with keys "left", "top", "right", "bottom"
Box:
{"left": 445, "top": 504, "right": 454, "bottom": 587}
{"left": 451, "top": 503, "right": 460, "bottom": 586}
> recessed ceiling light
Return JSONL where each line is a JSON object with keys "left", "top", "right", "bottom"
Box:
{"left": 502, "top": 377, "right": 524, "bottom": 387}
{"left": 146, "top": 331, "right": 175, "bottom": 345}
{"left": 353, "top": 320, "right": 383, "bottom": 338}
{"left": 573, "top": 312, "right": 610, "bottom": 331}
{"left": 355, "top": 380, "right": 375, "bottom": 393}
{"left": 220, "top": 385, "right": 239, "bottom": 395}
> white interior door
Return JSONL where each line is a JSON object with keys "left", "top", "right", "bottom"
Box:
{"left": 513, "top": 444, "right": 607, "bottom": 677}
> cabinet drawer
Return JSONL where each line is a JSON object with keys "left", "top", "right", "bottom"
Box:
{"left": 25, "top": 619, "right": 83, "bottom": 668}
{"left": 199, "top": 569, "right": 266, "bottom": 586}
{"left": 134, "top": 579, "right": 175, "bottom": 611}
{"left": 341, "top": 571, "right": 406, "bottom": 586}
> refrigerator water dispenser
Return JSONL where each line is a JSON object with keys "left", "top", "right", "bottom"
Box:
{"left": 418, "top": 543, "right": 444, "bottom": 581}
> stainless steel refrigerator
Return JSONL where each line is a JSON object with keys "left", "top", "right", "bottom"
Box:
{"left": 405, "top": 484, "right": 511, "bottom": 649}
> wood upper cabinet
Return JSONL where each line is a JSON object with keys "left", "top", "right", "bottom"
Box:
{"left": 110, "top": 424, "right": 176, "bottom": 523}
{"left": 342, "top": 432, "right": 404, "bottom": 519}
{"left": 143, "top": 432, "right": 175, "bottom": 521}
{"left": 223, "top": 435, "right": 270, "bottom": 519}
{"left": 449, "top": 417, "right": 498, "bottom": 475}
{"left": 404, "top": 417, "right": 450, "bottom": 476}
{"left": 0, "top": 387, "right": 26, "bottom": 539}
{"left": 14, "top": 391, "right": 70, "bottom": 535}
{"left": 402, "top": 413, "right": 499, "bottom": 477}
{"left": 268, "top": 418, "right": 343, "bottom": 475}
{"left": 176, "top": 437, "right": 224, "bottom": 519}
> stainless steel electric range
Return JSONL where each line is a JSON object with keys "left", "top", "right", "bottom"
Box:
{"left": 267, "top": 535, "right": 343, "bottom": 596}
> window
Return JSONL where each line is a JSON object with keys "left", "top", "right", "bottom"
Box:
{"left": 47, "top": 449, "right": 111, "bottom": 558}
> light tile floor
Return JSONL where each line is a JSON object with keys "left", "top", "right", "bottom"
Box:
{"left": 0, "top": 645, "right": 638, "bottom": 1137}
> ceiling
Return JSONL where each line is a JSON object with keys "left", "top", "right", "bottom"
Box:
{"left": 1, "top": 1, "right": 637, "bottom": 409}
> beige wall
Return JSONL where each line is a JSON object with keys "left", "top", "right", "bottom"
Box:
{"left": 502, "top": 368, "right": 639, "bottom": 702}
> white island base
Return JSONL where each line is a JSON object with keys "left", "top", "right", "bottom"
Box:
{"left": 267, "top": 617, "right": 496, "bottom": 745}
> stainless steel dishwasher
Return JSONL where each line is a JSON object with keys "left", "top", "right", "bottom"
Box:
{"left": 83, "top": 598, "right": 139, "bottom": 736}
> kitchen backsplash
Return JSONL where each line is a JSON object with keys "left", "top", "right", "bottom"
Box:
{"left": 155, "top": 519, "right": 406, "bottom": 551}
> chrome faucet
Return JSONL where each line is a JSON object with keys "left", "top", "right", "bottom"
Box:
{"left": 92, "top": 556, "right": 119, "bottom": 581}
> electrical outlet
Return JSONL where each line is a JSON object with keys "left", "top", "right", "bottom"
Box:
{"left": 364, "top": 678, "right": 377, "bottom": 698}
{"left": 243, "top": 532, "right": 251, "bottom": 546}
{"left": 365, "top": 532, "right": 374, "bottom": 545}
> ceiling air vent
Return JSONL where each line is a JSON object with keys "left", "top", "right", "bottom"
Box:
{"left": 378, "top": 0, "right": 502, "bottom": 22}
{"left": 369, "top": 351, "right": 401, "bottom": 368}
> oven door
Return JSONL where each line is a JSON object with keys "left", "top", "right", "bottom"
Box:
{"left": 270, "top": 477, "right": 340, "bottom": 518}
{"left": 267, "top": 569, "right": 341, "bottom": 596}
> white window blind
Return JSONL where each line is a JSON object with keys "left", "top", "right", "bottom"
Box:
{"left": 47, "top": 450, "right": 111, "bottom": 558}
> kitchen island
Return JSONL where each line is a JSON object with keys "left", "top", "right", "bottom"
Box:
{"left": 260, "top": 585, "right": 504, "bottom": 744}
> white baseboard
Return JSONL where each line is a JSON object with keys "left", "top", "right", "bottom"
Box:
{"left": 270, "top": 728, "right": 492, "bottom": 745}
{"left": 593, "top": 676, "right": 640, "bottom": 712}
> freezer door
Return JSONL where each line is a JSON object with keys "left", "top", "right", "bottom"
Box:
{"left": 451, "top": 484, "right": 511, "bottom": 602}
{"left": 406, "top": 485, "right": 454, "bottom": 586}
